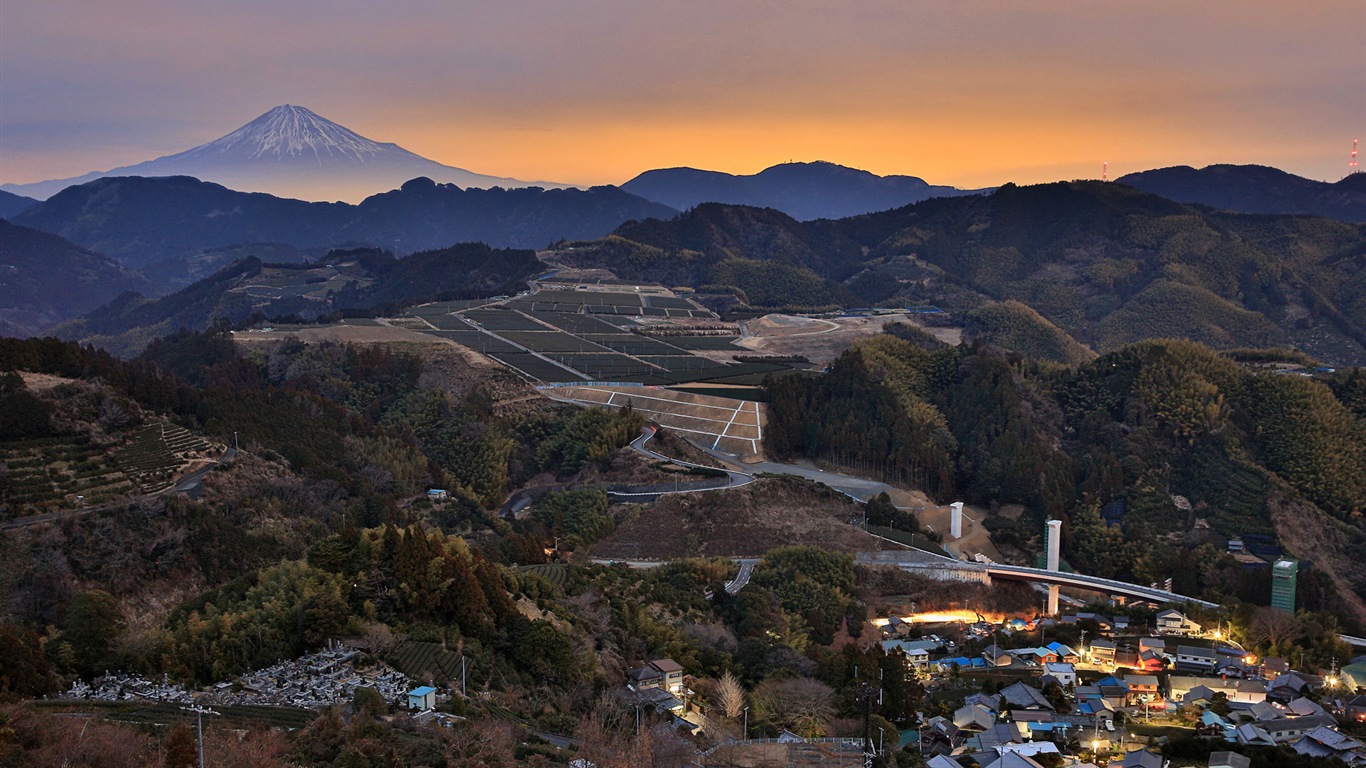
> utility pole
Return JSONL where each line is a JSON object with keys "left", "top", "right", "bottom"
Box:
{"left": 461, "top": 656, "right": 467, "bottom": 698}
{"left": 181, "top": 704, "right": 219, "bottom": 768}
{"left": 743, "top": 705, "right": 749, "bottom": 740}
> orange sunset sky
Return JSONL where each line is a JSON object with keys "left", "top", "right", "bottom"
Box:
{"left": 2, "top": 1, "right": 1362, "bottom": 189}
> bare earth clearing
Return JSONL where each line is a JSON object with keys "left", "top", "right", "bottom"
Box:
{"left": 589, "top": 477, "right": 910, "bottom": 560}
{"left": 739, "top": 312, "right": 962, "bottom": 367}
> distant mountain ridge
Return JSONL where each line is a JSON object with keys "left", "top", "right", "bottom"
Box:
{"left": 1, "top": 105, "right": 573, "bottom": 203}
{"left": 12, "top": 175, "right": 675, "bottom": 292}
{"left": 0, "top": 190, "right": 38, "bottom": 220}
{"left": 621, "top": 161, "right": 988, "bottom": 221}
{"left": 0, "top": 219, "right": 152, "bottom": 337}
{"left": 1117, "top": 164, "right": 1366, "bottom": 222}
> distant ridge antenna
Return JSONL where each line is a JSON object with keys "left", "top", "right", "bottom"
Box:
{"left": 1102, "top": 161, "right": 1108, "bottom": 182}
{"left": 1352, "top": 139, "right": 1360, "bottom": 174}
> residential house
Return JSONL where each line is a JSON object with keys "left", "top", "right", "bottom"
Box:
{"left": 1346, "top": 694, "right": 1366, "bottom": 723}
{"left": 627, "top": 658, "right": 685, "bottom": 694}
{"left": 983, "top": 645, "right": 1020, "bottom": 667}
{"left": 1046, "top": 642, "right": 1080, "bottom": 664}
{"left": 1292, "top": 726, "right": 1366, "bottom": 765}
{"left": 955, "top": 703, "right": 998, "bottom": 732}
{"left": 1090, "top": 638, "right": 1117, "bottom": 665}
{"left": 928, "top": 755, "right": 965, "bottom": 768}
{"left": 1200, "top": 712, "right": 1237, "bottom": 743}
{"left": 1267, "top": 672, "right": 1323, "bottom": 703}
{"left": 1137, "top": 650, "right": 1166, "bottom": 672}
{"left": 1118, "top": 748, "right": 1164, "bottom": 768}
{"left": 426, "top": 489, "right": 448, "bottom": 501}
{"left": 408, "top": 686, "right": 437, "bottom": 711}
{"left": 1138, "top": 638, "right": 1165, "bottom": 654}
{"left": 1044, "top": 662, "right": 1077, "bottom": 687}
{"left": 885, "top": 638, "right": 939, "bottom": 668}
{"left": 650, "top": 659, "right": 684, "bottom": 694}
{"left": 1094, "top": 676, "right": 1130, "bottom": 710}
{"left": 1236, "top": 723, "right": 1275, "bottom": 747}
{"left": 1175, "top": 646, "right": 1218, "bottom": 674}
{"left": 1208, "top": 751, "right": 1251, "bottom": 768}
{"left": 983, "top": 750, "right": 1047, "bottom": 768}
{"left": 1124, "top": 675, "right": 1160, "bottom": 705}
{"left": 1000, "top": 681, "right": 1055, "bottom": 712}
{"left": 1156, "top": 609, "right": 1202, "bottom": 636}
{"left": 922, "top": 716, "right": 966, "bottom": 756}
{"left": 1114, "top": 650, "right": 1141, "bottom": 670}
{"left": 1112, "top": 615, "right": 1131, "bottom": 632}
{"left": 1258, "top": 714, "right": 1340, "bottom": 744}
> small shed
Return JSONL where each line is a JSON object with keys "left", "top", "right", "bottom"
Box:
{"left": 408, "top": 686, "right": 437, "bottom": 710}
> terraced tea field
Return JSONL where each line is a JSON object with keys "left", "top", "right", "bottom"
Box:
{"left": 388, "top": 641, "right": 466, "bottom": 686}
{"left": 0, "top": 434, "right": 135, "bottom": 513}
{"left": 115, "top": 421, "right": 215, "bottom": 493}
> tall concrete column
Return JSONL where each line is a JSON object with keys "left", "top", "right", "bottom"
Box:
{"left": 950, "top": 502, "right": 964, "bottom": 539}
{"left": 1045, "top": 519, "right": 1062, "bottom": 616}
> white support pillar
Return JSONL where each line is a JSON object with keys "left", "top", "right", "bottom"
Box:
{"left": 1046, "top": 519, "right": 1062, "bottom": 616}
{"left": 950, "top": 502, "right": 964, "bottom": 540}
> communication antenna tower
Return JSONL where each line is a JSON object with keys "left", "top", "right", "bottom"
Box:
{"left": 1351, "top": 139, "right": 1360, "bottom": 174}
{"left": 1102, "top": 161, "right": 1109, "bottom": 182}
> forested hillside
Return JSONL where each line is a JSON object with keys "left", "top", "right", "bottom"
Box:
{"left": 767, "top": 334, "right": 1366, "bottom": 622}
{"left": 50, "top": 243, "right": 541, "bottom": 356}
{"left": 559, "top": 181, "right": 1366, "bottom": 364}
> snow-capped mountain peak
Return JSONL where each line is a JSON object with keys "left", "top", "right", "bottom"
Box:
{"left": 167, "top": 105, "right": 408, "bottom": 165}
{"left": 2, "top": 105, "right": 574, "bottom": 203}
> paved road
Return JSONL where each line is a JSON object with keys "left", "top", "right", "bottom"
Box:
{"left": 627, "top": 427, "right": 755, "bottom": 492}
{"left": 1, "top": 446, "right": 237, "bottom": 531}
{"left": 725, "top": 558, "right": 759, "bottom": 594}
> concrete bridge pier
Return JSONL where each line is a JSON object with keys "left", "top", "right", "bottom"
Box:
{"left": 1045, "top": 519, "right": 1062, "bottom": 615}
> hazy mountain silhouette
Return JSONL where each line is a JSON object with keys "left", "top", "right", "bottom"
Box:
{"left": 0, "top": 190, "right": 38, "bottom": 220}
{"left": 621, "top": 161, "right": 987, "bottom": 221}
{"left": 1117, "top": 164, "right": 1366, "bottom": 222}
{"left": 12, "top": 175, "right": 675, "bottom": 292}
{"left": 0, "top": 219, "right": 152, "bottom": 336}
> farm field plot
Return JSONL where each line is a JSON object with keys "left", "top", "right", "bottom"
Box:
{"left": 637, "top": 356, "right": 728, "bottom": 372}
{"left": 533, "top": 313, "right": 626, "bottom": 335}
{"left": 546, "top": 385, "right": 766, "bottom": 457}
{"left": 115, "top": 421, "right": 214, "bottom": 493}
{"left": 655, "top": 335, "right": 745, "bottom": 351}
{"left": 488, "top": 353, "right": 586, "bottom": 383}
{"left": 463, "top": 309, "right": 550, "bottom": 331}
{"left": 406, "top": 299, "right": 497, "bottom": 315}
{"left": 545, "top": 354, "right": 661, "bottom": 378}
{"left": 426, "top": 315, "right": 478, "bottom": 330}
{"left": 519, "top": 563, "right": 569, "bottom": 588}
{"left": 581, "top": 334, "right": 685, "bottom": 356}
{"left": 644, "top": 295, "right": 700, "bottom": 310}
{"left": 0, "top": 435, "right": 135, "bottom": 514}
{"left": 530, "top": 289, "right": 643, "bottom": 307}
{"left": 500, "top": 331, "right": 611, "bottom": 354}
{"left": 388, "top": 641, "right": 465, "bottom": 686}
{"left": 414, "top": 330, "right": 521, "bottom": 354}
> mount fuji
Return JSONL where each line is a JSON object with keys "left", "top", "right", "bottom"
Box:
{"left": 2, "top": 105, "right": 573, "bottom": 203}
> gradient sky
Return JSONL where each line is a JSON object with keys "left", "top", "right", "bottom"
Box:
{"left": 2, "top": 1, "right": 1363, "bottom": 189}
